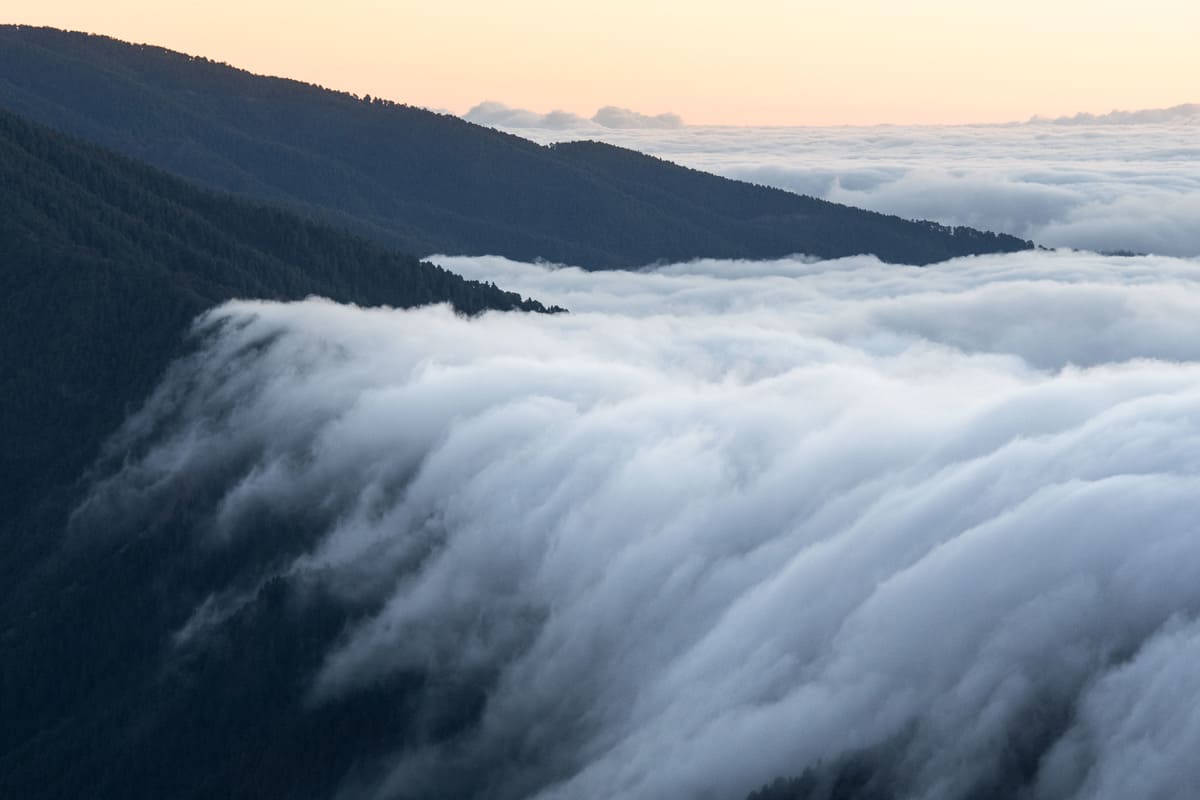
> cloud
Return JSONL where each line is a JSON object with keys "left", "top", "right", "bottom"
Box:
{"left": 463, "top": 101, "right": 684, "bottom": 130}
{"left": 463, "top": 101, "right": 593, "bottom": 130}
{"left": 77, "top": 251, "right": 1200, "bottom": 799}
{"left": 500, "top": 117, "right": 1200, "bottom": 257}
{"left": 1032, "top": 103, "right": 1200, "bottom": 125}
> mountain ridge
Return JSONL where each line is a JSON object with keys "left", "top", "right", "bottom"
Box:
{"left": 0, "top": 25, "right": 1033, "bottom": 268}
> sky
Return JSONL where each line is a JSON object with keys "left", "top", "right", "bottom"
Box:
{"left": 8, "top": 0, "right": 1200, "bottom": 125}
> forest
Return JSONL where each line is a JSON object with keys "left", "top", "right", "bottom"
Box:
{"left": 0, "top": 107, "right": 559, "bottom": 800}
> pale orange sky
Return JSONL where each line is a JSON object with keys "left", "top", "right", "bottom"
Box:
{"left": 7, "top": 1, "right": 1199, "bottom": 125}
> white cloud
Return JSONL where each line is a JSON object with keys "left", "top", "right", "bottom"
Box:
{"left": 463, "top": 101, "right": 684, "bottom": 130}
{"left": 78, "top": 251, "right": 1200, "bottom": 799}
{"left": 497, "top": 114, "right": 1200, "bottom": 257}
{"left": 463, "top": 101, "right": 594, "bottom": 130}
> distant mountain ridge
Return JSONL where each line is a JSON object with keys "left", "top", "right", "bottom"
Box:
{"left": 0, "top": 25, "right": 1033, "bottom": 268}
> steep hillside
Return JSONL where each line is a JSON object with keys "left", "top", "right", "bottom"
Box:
{"left": 0, "top": 106, "right": 550, "bottom": 550}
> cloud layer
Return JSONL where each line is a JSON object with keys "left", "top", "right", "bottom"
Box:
{"left": 499, "top": 112, "right": 1200, "bottom": 257}
{"left": 80, "top": 251, "right": 1200, "bottom": 799}
{"left": 464, "top": 101, "right": 683, "bottom": 130}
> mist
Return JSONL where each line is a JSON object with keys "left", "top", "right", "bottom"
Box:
{"left": 77, "top": 250, "right": 1200, "bottom": 799}
{"left": 485, "top": 110, "right": 1200, "bottom": 257}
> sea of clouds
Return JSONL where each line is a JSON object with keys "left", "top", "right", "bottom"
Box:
{"left": 79, "top": 249, "right": 1200, "bottom": 799}
{"left": 469, "top": 104, "right": 1200, "bottom": 258}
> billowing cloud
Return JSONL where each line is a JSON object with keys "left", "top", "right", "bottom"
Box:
{"left": 499, "top": 114, "right": 1200, "bottom": 257}
{"left": 463, "top": 101, "right": 684, "bottom": 130}
{"left": 78, "top": 251, "right": 1200, "bottom": 799}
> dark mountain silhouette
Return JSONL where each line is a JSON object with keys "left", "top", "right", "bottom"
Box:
{"left": 0, "top": 25, "right": 1032, "bottom": 268}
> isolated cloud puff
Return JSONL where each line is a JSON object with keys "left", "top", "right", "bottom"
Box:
{"left": 464, "top": 101, "right": 684, "bottom": 130}
{"left": 463, "top": 101, "right": 592, "bottom": 130}
{"left": 1033, "top": 102, "right": 1200, "bottom": 125}
{"left": 503, "top": 113, "right": 1200, "bottom": 256}
{"left": 79, "top": 251, "right": 1200, "bottom": 800}
{"left": 592, "top": 105, "right": 684, "bottom": 129}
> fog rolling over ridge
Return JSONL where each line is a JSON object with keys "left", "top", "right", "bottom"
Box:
{"left": 78, "top": 251, "right": 1200, "bottom": 799}
{"left": 490, "top": 109, "right": 1200, "bottom": 258}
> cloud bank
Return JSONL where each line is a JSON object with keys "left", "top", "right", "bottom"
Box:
{"left": 464, "top": 101, "right": 684, "bottom": 130}
{"left": 79, "top": 251, "right": 1200, "bottom": 799}
{"left": 502, "top": 113, "right": 1200, "bottom": 257}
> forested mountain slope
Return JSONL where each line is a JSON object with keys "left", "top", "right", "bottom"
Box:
{"left": 0, "top": 104, "right": 557, "bottom": 798}
{"left": 0, "top": 25, "right": 1032, "bottom": 268}
{"left": 0, "top": 105, "right": 549, "bottom": 554}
